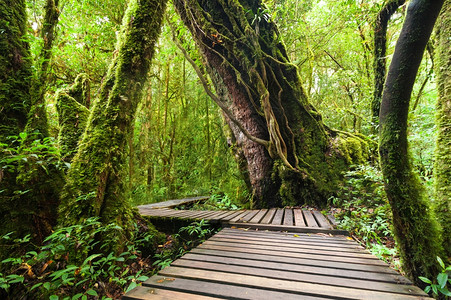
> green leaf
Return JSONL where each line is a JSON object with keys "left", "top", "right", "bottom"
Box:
{"left": 437, "top": 273, "right": 448, "bottom": 289}
{"left": 125, "top": 281, "right": 137, "bottom": 293}
{"left": 432, "top": 284, "right": 438, "bottom": 295}
{"left": 419, "top": 276, "right": 432, "bottom": 284}
{"left": 437, "top": 256, "right": 445, "bottom": 269}
{"left": 49, "top": 295, "right": 59, "bottom": 300}
{"left": 136, "top": 276, "right": 149, "bottom": 282}
{"left": 439, "top": 287, "right": 451, "bottom": 297}
{"left": 71, "top": 293, "right": 83, "bottom": 300}
{"left": 86, "top": 289, "right": 98, "bottom": 296}
{"left": 424, "top": 286, "right": 431, "bottom": 294}
{"left": 43, "top": 282, "right": 51, "bottom": 290}
{"left": 30, "top": 282, "right": 43, "bottom": 291}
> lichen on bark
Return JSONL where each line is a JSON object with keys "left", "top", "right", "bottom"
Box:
{"left": 434, "top": 0, "right": 451, "bottom": 258}
{"left": 59, "top": 0, "right": 168, "bottom": 232}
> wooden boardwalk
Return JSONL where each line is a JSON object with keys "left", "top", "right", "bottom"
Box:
{"left": 138, "top": 205, "right": 347, "bottom": 235}
{"left": 124, "top": 227, "right": 428, "bottom": 299}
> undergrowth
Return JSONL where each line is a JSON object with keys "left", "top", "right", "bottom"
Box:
{"left": 329, "top": 165, "right": 399, "bottom": 269}
{"left": 0, "top": 218, "right": 214, "bottom": 300}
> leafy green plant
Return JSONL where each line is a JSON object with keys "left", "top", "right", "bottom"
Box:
{"left": 0, "top": 218, "right": 157, "bottom": 299}
{"left": 419, "top": 257, "right": 451, "bottom": 297}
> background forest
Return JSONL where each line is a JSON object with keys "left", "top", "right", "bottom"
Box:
{"left": 1, "top": 0, "right": 450, "bottom": 299}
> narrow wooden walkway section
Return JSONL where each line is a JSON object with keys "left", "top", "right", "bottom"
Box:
{"left": 124, "top": 228, "right": 428, "bottom": 299}
{"left": 138, "top": 205, "right": 346, "bottom": 235}
{"left": 140, "top": 196, "right": 209, "bottom": 209}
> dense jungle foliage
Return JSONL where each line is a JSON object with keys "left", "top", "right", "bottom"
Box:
{"left": 0, "top": 0, "right": 450, "bottom": 298}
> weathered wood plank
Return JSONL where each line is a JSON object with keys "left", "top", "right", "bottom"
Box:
{"left": 220, "top": 227, "right": 352, "bottom": 243}
{"left": 283, "top": 209, "right": 294, "bottom": 226}
{"left": 220, "top": 210, "right": 246, "bottom": 221}
{"left": 123, "top": 285, "right": 220, "bottom": 300}
{"left": 202, "top": 239, "right": 383, "bottom": 262}
{"left": 190, "top": 247, "right": 401, "bottom": 275}
{"left": 327, "top": 214, "right": 338, "bottom": 226}
{"left": 312, "top": 210, "right": 332, "bottom": 229}
{"left": 260, "top": 208, "right": 277, "bottom": 224}
{"left": 143, "top": 275, "right": 327, "bottom": 300}
{"left": 271, "top": 208, "right": 284, "bottom": 225}
{"left": 226, "top": 223, "right": 349, "bottom": 235}
{"left": 182, "top": 251, "right": 411, "bottom": 284}
{"left": 248, "top": 209, "right": 267, "bottom": 223}
{"left": 240, "top": 210, "right": 260, "bottom": 222}
{"left": 303, "top": 210, "right": 319, "bottom": 227}
{"left": 158, "top": 266, "right": 424, "bottom": 299}
{"left": 208, "top": 235, "right": 369, "bottom": 254}
{"left": 172, "top": 259, "right": 424, "bottom": 295}
{"left": 229, "top": 211, "right": 254, "bottom": 223}
{"left": 198, "top": 242, "right": 387, "bottom": 266}
{"left": 212, "top": 210, "right": 238, "bottom": 220}
{"left": 293, "top": 208, "right": 306, "bottom": 227}
{"left": 215, "top": 230, "right": 358, "bottom": 248}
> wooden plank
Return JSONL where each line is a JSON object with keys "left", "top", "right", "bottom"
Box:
{"left": 225, "top": 223, "right": 349, "bottom": 235}
{"left": 271, "top": 208, "right": 284, "bottom": 225}
{"left": 183, "top": 251, "right": 411, "bottom": 284}
{"left": 202, "top": 240, "right": 382, "bottom": 262}
{"left": 172, "top": 259, "right": 424, "bottom": 295}
{"left": 198, "top": 242, "right": 387, "bottom": 266}
{"left": 209, "top": 210, "right": 235, "bottom": 220}
{"left": 260, "top": 208, "right": 277, "bottom": 224}
{"left": 214, "top": 232, "right": 362, "bottom": 250}
{"left": 312, "top": 210, "right": 332, "bottom": 229}
{"left": 220, "top": 227, "right": 352, "bottom": 243}
{"left": 190, "top": 247, "right": 401, "bottom": 275}
{"left": 229, "top": 210, "right": 253, "bottom": 223}
{"left": 240, "top": 210, "right": 260, "bottom": 222}
{"left": 201, "top": 210, "right": 229, "bottom": 221}
{"left": 158, "top": 266, "right": 424, "bottom": 299}
{"left": 208, "top": 236, "right": 369, "bottom": 254}
{"left": 293, "top": 208, "right": 306, "bottom": 227}
{"left": 327, "top": 214, "right": 338, "bottom": 226}
{"left": 219, "top": 210, "right": 245, "bottom": 221}
{"left": 303, "top": 210, "right": 319, "bottom": 227}
{"left": 248, "top": 209, "right": 267, "bottom": 223}
{"left": 123, "top": 285, "right": 220, "bottom": 300}
{"left": 283, "top": 209, "right": 294, "bottom": 226}
{"left": 143, "top": 275, "right": 327, "bottom": 300}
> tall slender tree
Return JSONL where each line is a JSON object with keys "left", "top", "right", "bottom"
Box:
{"left": 434, "top": 0, "right": 451, "bottom": 258}
{"left": 379, "top": 0, "right": 444, "bottom": 282}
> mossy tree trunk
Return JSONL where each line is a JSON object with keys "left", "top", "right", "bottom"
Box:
{"left": 434, "top": 0, "right": 451, "bottom": 258}
{"left": 59, "top": 0, "right": 167, "bottom": 229}
{"left": 379, "top": 0, "right": 444, "bottom": 283}
{"left": 174, "top": 0, "right": 369, "bottom": 207}
{"left": 56, "top": 74, "right": 91, "bottom": 162}
{"left": 0, "top": 0, "right": 33, "bottom": 241}
{"left": 371, "top": 0, "right": 406, "bottom": 126}
{"left": 0, "top": 0, "right": 63, "bottom": 245}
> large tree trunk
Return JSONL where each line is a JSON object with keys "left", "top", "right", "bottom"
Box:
{"left": 379, "top": 0, "right": 444, "bottom": 283}
{"left": 59, "top": 0, "right": 167, "bottom": 229}
{"left": 434, "top": 0, "right": 451, "bottom": 258}
{"left": 372, "top": 0, "right": 406, "bottom": 126}
{"left": 174, "top": 0, "right": 368, "bottom": 207}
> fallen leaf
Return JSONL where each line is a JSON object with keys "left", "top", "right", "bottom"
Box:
{"left": 293, "top": 234, "right": 300, "bottom": 237}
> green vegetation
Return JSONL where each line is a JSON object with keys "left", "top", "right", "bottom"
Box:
{"left": 1, "top": 0, "right": 450, "bottom": 298}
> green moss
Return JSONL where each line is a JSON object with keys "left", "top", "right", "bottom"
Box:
{"left": 434, "top": 0, "right": 451, "bottom": 257}
{"left": 68, "top": 73, "right": 91, "bottom": 108}
{"left": 56, "top": 91, "right": 90, "bottom": 161}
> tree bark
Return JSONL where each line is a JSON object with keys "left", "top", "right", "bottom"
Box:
{"left": 434, "top": 0, "right": 451, "bottom": 258}
{"left": 379, "top": 0, "right": 444, "bottom": 283}
{"left": 59, "top": 0, "right": 167, "bottom": 229}
{"left": 372, "top": 0, "right": 406, "bottom": 126}
{"left": 174, "top": 0, "right": 369, "bottom": 207}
